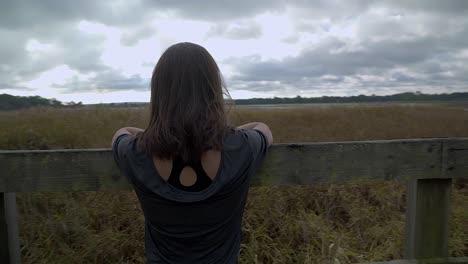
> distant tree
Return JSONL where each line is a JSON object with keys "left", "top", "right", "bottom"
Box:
{"left": 0, "top": 94, "right": 64, "bottom": 111}
{"left": 66, "top": 101, "right": 83, "bottom": 108}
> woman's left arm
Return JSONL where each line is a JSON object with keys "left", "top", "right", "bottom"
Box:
{"left": 111, "top": 127, "right": 144, "bottom": 146}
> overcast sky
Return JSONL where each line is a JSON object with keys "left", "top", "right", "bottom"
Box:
{"left": 1, "top": 0, "right": 467, "bottom": 103}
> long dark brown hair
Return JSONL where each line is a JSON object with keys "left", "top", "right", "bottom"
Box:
{"left": 137, "top": 42, "right": 231, "bottom": 162}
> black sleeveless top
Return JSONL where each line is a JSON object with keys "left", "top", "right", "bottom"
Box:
{"left": 113, "top": 129, "right": 269, "bottom": 264}
{"left": 167, "top": 157, "right": 213, "bottom": 192}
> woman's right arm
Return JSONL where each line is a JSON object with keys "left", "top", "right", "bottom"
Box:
{"left": 236, "top": 122, "right": 273, "bottom": 146}
{"left": 111, "top": 127, "right": 144, "bottom": 147}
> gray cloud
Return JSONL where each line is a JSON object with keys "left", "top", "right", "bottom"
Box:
{"left": 121, "top": 25, "right": 158, "bottom": 46}
{"left": 206, "top": 21, "right": 262, "bottom": 40}
{"left": 281, "top": 35, "right": 300, "bottom": 44}
{"left": 385, "top": 0, "right": 468, "bottom": 15}
{"left": 141, "top": 0, "right": 285, "bottom": 21}
{"left": 0, "top": 0, "right": 147, "bottom": 29}
{"left": 228, "top": 28, "right": 468, "bottom": 94}
{"left": 1, "top": 0, "right": 467, "bottom": 96}
{"left": 0, "top": 1, "right": 146, "bottom": 92}
{"left": 52, "top": 69, "right": 149, "bottom": 92}
{"left": 0, "top": 24, "right": 108, "bottom": 89}
{"left": 219, "top": 0, "right": 468, "bottom": 95}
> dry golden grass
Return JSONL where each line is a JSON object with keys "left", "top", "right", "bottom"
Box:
{"left": 0, "top": 103, "right": 466, "bottom": 263}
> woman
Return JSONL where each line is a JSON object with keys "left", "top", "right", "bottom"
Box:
{"left": 112, "top": 42, "right": 273, "bottom": 263}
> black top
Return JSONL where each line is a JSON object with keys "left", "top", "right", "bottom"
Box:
{"left": 112, "top": 129, "right": 269, "bottom": 264}
{"left": 167, "top": 157, "right": 212, "bottom": 192}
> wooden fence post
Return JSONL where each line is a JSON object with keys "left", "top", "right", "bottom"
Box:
{"left": 404, "top": 178, "right": 452, "bottom": 259}
{"left": 0, "top": 192, "right": 21, "bottom": 264}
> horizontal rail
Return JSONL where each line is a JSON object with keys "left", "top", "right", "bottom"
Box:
{"left": 0, "top": 137, "right": 466, "bottom": 192}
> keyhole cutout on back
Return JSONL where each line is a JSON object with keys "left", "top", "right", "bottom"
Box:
{"left": 179, "top": 166, "right": 197, "bottom": 186}
{"left": 153, "top": 150, "right": 221, "bottom": 183}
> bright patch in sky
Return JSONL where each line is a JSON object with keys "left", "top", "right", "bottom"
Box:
{"left": 25, "top": 39, "right": 54, "bottom": 53}
{"left": 21, "top": 65, "right": 79, "bottom": 89}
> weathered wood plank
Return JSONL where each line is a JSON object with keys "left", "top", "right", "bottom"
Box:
{"left": 0, "top": 192, "right": 21, "bottom": 264}
{"left": 0, "top": 149, "right": 126, "bottom": 192}
{"left": 404, "top": 179, "right": 451, "bottom": 259}
{"left": 255, "top": 138, "right": 444, "bottom": 186}
{"left": 443, "top": 138, "right": 468, "bottom": 179}
{"left": 0, "top": 138, "right": 467, "bottom": 192}
{"left": 362, "top": 257, "right": 468, "bottom": 264}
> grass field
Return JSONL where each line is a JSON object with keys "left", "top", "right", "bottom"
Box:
{"left": 0, "top": 103, "right": 467, "bottom": 263}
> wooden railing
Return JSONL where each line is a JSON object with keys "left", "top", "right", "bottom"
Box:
{"left": 1, "top": 137, "right": 467, "bottom": 264}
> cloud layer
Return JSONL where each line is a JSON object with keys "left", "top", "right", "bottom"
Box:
{"left": 0, "top": 0, "right": 467, "bottom": 102}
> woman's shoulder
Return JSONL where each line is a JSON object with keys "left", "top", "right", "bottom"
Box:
{"left": 223, "top": 128, "right": 268, "bottom": 162}
{"left": 222, "top": 128, "right": 248, "bottom": 150}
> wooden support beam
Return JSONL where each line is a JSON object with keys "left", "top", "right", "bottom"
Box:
{"left": 0, "top": 192, "right": 21, "bottom": 264}
{"left": 404, "top": 178, "right": 452, "bottom": 259}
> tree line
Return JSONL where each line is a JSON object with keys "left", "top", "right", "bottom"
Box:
{"left": 1, "top": 91, "right": 467, "bottom": 110}
{"left": 0, "top": 94, "right": 83, "bottom": 111}
{"left": 234, "top": 91, "right": 468, "bottom": 105}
